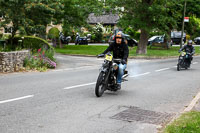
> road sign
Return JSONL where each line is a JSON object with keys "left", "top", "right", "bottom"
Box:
{"left": 184, "top": 17, "right": 189, "bottom": 22}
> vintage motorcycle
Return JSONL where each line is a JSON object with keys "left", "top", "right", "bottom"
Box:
{"left": 75, "top": 33, "right": 88, "bottom": 45}
{"left": 177, "top": 51, "right": 191, "bottom": 71}
{"left": 95, "top": 53, "right": 128, "bottom": 97}
{"left": 59, "top": 32, "right": 71, "bottom": 45}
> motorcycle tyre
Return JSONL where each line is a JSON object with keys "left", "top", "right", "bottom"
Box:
{"left": 177, "top": 63, "right": 180, "bottom": 71}
{"left": 95, "top": 72, "right": 106, "bottom": 97}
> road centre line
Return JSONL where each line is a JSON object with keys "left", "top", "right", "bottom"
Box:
{"left": 53, "top": 66, "right": 99, "bottom": 72}
{"left": 155, "top": 68, "right": 170, "bottom": 72}
{"left": 63, "top": 82, "right": 96, "bottom": 90}
{"left": 193, "top": 62, "right": 198, "bottom": 64}
{"left": 129, "top": 72, "right": 151, "bottom": 78}
{"left": 64, "top": 72, "right": 151, "bottom": 90}
{"left": 0, "top": 95, "right": 34, "bottom": 104}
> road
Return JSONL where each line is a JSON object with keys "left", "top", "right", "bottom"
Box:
{"left": 0, "top": 55, "right": 200, "bottom": 133}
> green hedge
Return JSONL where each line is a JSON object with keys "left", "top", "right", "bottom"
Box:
{"left": 48, "top": 27, "right": 60, "bottom": 39}
{"left": 8, "top": 36, "right": 54, "bottom": 53}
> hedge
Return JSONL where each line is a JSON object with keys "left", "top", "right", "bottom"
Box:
{"left": 48, "top": 27, "right": 60, "bottom": 39}
{"left": 9, "top": 36, "right": 54, "bottom": 54}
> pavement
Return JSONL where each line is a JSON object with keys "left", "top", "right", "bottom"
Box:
{"left": 193, "top": 101, "right": 200, "bottom": 111}
{"left": 191, "top": 93, "right": 200, "bottom": 111}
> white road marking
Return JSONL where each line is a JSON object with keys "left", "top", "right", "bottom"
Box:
{"left": 173, "top": 66, "right": 177, "bottom": 68}
{"left": 183, "top": 92, "right": 200, "bottom": 112}
{"left": 63, "top": 82, "right": 96, "bottom": 90}
{"left": 193, "top": 62, "right": 198, "bottom": 65}
{"left": 0, "top": 95, "right": 34, "bottom": 104}
{"left": 129, "top": 72, "right": 151, "bottom": 78}
{"left": 52, "top": 66, "right": 99, "bottom": 72}
{"left": 155, "top": 68, "right": 170, "bottom": 72}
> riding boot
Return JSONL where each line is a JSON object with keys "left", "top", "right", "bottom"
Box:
{"left": 117, "top": 83, "right": 121, "bottom": 90}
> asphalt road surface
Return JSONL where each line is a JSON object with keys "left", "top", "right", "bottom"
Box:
{"left": 0, "top": 55, "right": 200, "bottom": 133}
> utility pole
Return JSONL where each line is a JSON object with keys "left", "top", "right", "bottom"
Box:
{"left": 180, "top": 0, "right": 187, "bottom": 48}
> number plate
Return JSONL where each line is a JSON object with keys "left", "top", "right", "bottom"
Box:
{"left": 105, "top": 55, "right": 113, "bottom": 61}
{"left": 182, "top": 52, "right": 186, "bottom": 56}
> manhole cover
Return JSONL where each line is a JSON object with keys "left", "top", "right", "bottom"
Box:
{"left": 110, "top": 106, "right": 174, "bottom": 125}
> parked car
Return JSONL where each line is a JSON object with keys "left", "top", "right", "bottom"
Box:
{"left": 148, "top": 35, "right": 164, "bottom": 46}
{"left": 194, "top": 37, "right": 200, "bottom": 45}
{"left": 171, "top": 31, "right": 186, "bottom": 45}
{"left": 108, "top": 34, "right": 138, "bottom": 47}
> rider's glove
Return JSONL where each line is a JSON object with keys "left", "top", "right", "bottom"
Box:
{"left": 97, "top": 54, "right": 105, "bottom": 58}
{"left": 178, "top": 50, "right": 181, "bottom": 53}
{"left": 121, "top": 59, "right": 127, "bottom": 65}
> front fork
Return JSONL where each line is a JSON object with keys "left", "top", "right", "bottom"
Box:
{"left": 100, "top": 67, "right": 111, "bottom": 89}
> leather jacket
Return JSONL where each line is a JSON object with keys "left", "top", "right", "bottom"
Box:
{"left": 102, "top": 42, "right": 129, "bottom": 63}
{"left": 179, "top": 44, "right": 195, "bottom": 55}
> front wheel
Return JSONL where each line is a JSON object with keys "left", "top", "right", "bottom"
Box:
{"left": 95, "top": 72, "right": 106, "bottom": 97}
{"left": 177, "top": 63, "right": 180, "bottom": 71}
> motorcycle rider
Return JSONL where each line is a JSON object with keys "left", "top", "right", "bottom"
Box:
{"left": 98, "top": 32, "right": 129, "bottom": 90}
{"left": 179, "top": 40, "right": 195, "bottom": 67}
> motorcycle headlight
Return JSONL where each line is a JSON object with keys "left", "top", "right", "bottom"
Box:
{"left": 113, "top": 63, "right": 118, "bottom": 70}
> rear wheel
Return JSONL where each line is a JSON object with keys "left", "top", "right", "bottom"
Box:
{"left": 95, "top": 72, "right": 106, "bottom": 97}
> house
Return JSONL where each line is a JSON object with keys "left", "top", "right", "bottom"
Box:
{"left": 88, "top": 13, "right": 119, "bottom": 27}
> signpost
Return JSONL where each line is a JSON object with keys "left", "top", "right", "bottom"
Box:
{"left": 184, "top": 17, "right": 189, "bottom": 22}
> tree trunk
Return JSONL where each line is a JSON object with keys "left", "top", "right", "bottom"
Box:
{"left": 59, "top": 39, "right": 63, "bottom": 48}
{"left": 136, "top": 29, "right": 148, "bottom": 54}
{"left": 10, "top": 28, "right": 17, "bottom": 50}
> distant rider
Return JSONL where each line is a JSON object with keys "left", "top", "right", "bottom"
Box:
{"left": 98, "top": 32, "right": 129, "bottom": 90}
{"left": 179, "top": 40, "right": 195, "bottom": 66}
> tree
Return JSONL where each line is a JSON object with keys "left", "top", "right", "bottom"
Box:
{"left": 0, "top": 0, "right": 27, "bottom": 41}
{"left": 24, "top": 0, "right": 63, "bottom": 38}
{"left": 0, "top": 0, "right": 63, "bottom": 42}
{"left": 62, "top": 0, "right": 103, "bottom": 35}
{"left": 105, "top": 0, "right": 182, "bottom": 54}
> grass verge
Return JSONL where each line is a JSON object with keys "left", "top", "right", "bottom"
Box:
{"left": 55, "top": 45, "right": 200, "bottom": 58}
{"left": 163, "top": 111, "right": 200, "bottom": 133}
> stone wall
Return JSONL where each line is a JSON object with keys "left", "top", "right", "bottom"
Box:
{"left": 0, "top": 50, "right": 30, "bottom": 73}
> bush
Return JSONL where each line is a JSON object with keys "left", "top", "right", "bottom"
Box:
{"left": 134, "top": 32, "right": 141, "bottom": 40}
{"left": 2, "top": 34, "right": 11, "bottom": 40}
{"left": 8, "top": 36, "right": 54, "bottom": 53}
{"left": 0, "top": 33, "right": 3, "bottom": 39}
{"left": 124, "top": 27, "right": 140, "bottom": 40}
{"left": 48, "top": 27, "right": 60, "bottom": 39}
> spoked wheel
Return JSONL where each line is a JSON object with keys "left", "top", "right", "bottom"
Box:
{"left": 95, "top": 72, "right": 106, "bottom": 97}
{"left": 177, "top": 63, "right": 180, "bottom": 71}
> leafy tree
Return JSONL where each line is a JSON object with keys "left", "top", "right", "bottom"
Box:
{"left": 105, "top": 0, "right": 182, "bottom": 54}
{"left": 185, "top": 15, "right": 200, "bottom": 39}
{"left": 24, "top": 0, "right": 63, "bottom": 38}
{"left": 62, "top": 0, "right": 103, "bottom": 35}
{"left": 0, "top": 0, "right": 63, "bottom": 42}
{"left": 0, "top": 0, "right": 27, "bottom": 41}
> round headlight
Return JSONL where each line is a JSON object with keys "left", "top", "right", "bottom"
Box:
{"left": 113, "top": 63, "right": 118, "bottom": 70}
